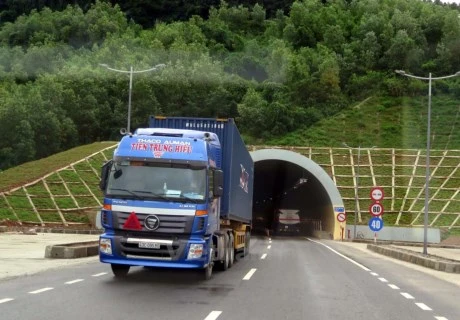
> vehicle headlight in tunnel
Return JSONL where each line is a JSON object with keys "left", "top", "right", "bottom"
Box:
{"left": 187, "top": 244, "right": 203, "bottom": 259}
{"left": 99, "top": 238, "right": 112, "bottom": 255}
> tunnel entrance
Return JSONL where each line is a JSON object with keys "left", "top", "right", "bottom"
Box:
{"left": 250, "top": 149, "right": 345, "bottom": 240}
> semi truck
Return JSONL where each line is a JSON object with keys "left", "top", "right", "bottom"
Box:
{"left": 98, "top": 117, "right": 253, "bottom": 279}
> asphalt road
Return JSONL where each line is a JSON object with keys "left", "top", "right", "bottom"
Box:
{"left": 0, "top": 236, "right": 458, "bottom": 320}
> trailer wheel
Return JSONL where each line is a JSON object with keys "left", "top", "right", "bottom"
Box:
{"left": 111, "top": 264, "right": 130, "bottom": 278}
{"left": 244, "top": 230, "right": 251, "bottom": 256}
{"left": 228, "top": 233, "right": 234, "bottom": 268}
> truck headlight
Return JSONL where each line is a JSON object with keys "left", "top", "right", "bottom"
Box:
{"left": 99, "top": 238, "right": 112, "bottom": 255}
{"left": 187, "top": 244, "right": 203, "bottom": 259}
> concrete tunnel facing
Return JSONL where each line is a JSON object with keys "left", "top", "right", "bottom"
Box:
{"left": 250, "top": 149, "right": 345, "bottom": 240}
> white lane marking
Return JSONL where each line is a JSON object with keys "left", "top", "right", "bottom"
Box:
{"left": 435, "top": 317, "right": 449, "bottom": 320}
{"left": 269, "top": 240, "right": 272, "bottom": 244}
{"left": 243, "top": 268, "right": 257, "bottom": 280}
{"left": 29, "top": 287, "right": 53, "bottom": 294}
{"left": 92, "top": 272, "right": 108, "bottom": 277}
{"left": 268, "top": 238, "right": 271, "bottom": 241}
{"left": 388, "top": 284, "right": 400, "bottom": 290}
{"left": 65, "top": 279, "right": 84, "bottom": 285}
{"left": 370, "top": 272, "right": 379, "bottom": 276}
{"left": 0, "top": 298, "right": 14, "bottom": 304}
{"left": 401, "top": 292, "right": 414, "bottom": 299}
{"left": 204, "top": 311, "right": 222, "bottom": 320}
{"left": 261, "top": 253, "right": 267, "bottom": 260}
{"left": 267, "top": 245, "right": 271, "bottom": 249}
{"left": 415, "top": 303, "right": 432, "bottom": 311}
{"left": 306, "top": 238, "right": 370, "bottom": 271}
{"left": 378, "top": 277, "right": 388, "bottom": 283}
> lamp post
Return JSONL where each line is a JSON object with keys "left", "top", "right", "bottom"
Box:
{"left": 395, "top": 70, "right": 460, "bottom": 255}
{"left": 342, "top": 143, "right": 376, "bottom": 239}
{"left": 99, "top": 63, "right": 166, "bottom": 133}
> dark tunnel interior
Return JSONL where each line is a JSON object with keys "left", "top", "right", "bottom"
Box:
{"left": 252, "top": 160, "right": 331, "bottom": 237}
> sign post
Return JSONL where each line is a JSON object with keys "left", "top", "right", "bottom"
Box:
{"left": 369, "top": 187, "right": 384, "bottom": 243}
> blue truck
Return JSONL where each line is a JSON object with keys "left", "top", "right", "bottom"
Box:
{"left": 98, "top": 117, "right": 253, "bottom": 279}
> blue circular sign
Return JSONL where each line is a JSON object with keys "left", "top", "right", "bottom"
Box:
{"left": 369, "top": 217, "right": 384, "bottom": 231}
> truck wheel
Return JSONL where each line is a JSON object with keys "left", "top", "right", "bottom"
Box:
{"left": 228, "top": 233, "right": 234, "bottom": 268}
{"left": 111, "top": 264, "right": 130, "bottom": 278}
{"left": 216, "top": 234, "right": 229, "bottom": 271}
{"left": 244, "top": 230, "right": 251, "bottom": 256}
{"left": 204, "top": 262, "right": 213, "bottom": 280}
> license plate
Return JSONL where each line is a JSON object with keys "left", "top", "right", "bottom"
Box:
{"left": 138, "top": 242, "right": 161, "bottom": 249}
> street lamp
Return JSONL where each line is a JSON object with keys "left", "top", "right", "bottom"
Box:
{"left": 342, "top": 143, "right": 376, "bottom": 239}
{"left": 395, "top": 70, "right": 460, "bottom": 255}
{"left": 99, "top": 63, "right": 166, "bottom": 133}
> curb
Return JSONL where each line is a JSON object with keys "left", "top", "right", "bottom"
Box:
{"left": 367, "top": 244, "right": 460, "bottom": 273}
{"left": 45, "top": 241, "right": 99, "bottom": 259}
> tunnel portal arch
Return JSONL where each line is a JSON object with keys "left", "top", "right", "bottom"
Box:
{"left": 250, "top": 149, "right": 345, "bottom": 240}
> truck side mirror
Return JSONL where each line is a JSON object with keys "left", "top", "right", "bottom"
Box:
{"left": 213, "top": 170, "right": 224, "bottom": 197}
{"left": 99, "top": 160, "right": 113, "bottom": 191}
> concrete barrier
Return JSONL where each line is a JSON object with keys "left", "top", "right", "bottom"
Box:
{"left": 367, "top": 244, "right": 460, "bottom": 273}
{"left": 45, "top": 241, "right": 99, "bottom": 259}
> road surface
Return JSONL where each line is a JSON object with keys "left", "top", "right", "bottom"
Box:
{"left": 0, "top": 237, "right": 458, "bottom": 320}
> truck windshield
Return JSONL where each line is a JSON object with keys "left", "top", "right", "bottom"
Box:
{"left": 106, "top": 162, "right": 207, "bottom": 203}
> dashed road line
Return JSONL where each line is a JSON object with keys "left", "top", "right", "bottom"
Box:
{"left": 243, "top": 268, "right": 257, "bottom": 280}
{"left": 434, "top": 316, "right": 448, "bottom": 320}
{"left": 29, "top": 287, "right": 53, "bottom": 294}
{"left": 401, "top": 292, "right": 415, "bottom": 299}
{"left": 378, "top": 277, "right": 388, "bottom": 283}
{"left": 92, "top": 272, "right": 107, "bottom": 277}
{"left": 415, "top": 303, "right": 432, "bottom": 311}
{"left": 370, "top": 272, "right": 379, "bottom": 276}
{"left": 0, "top": 298, "right": 14, "bottom": 304}
{"left": 388, "top": 284, "right": 399, "bottom": 290}
{"left": 267, "top": 245, "right": 271, "bottom": 249}
{"left": 261, "top": 253, "right": 267, "bottom": 260}
{"left": 65, "top": 279, "right": 84, "bottom": 285}
{"left": 204, "top": 311, "right": 222, "bottom": 320}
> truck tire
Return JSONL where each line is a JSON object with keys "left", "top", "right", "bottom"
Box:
{"left": 204, "top": 247, "right": 214, "bottom": 280}
{"left": 244, "top": 230, "right": 251, "bottom": 256}
{"left": 228, "top": 233, "right": 234, "bottom": 268}
{"left": 216, "top": 233, "right": 229, "bottom": 271}
{"left": 111, "top": 264, "right": 130, "bottom": 278}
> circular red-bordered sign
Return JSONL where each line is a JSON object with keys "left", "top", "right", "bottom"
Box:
{"left": 369, "top": 202, "right": 384, "bottom": 216}
{"left": 370, "top": 187, "right": 384, "bottom": 202}
{"left": 337, "top": 212, "right": 346, "bottom": 222}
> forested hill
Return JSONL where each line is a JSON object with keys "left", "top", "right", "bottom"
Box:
{"left": 0, "top": 0, "right": 460, "bottom": 171}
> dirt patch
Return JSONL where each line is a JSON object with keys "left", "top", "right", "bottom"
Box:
{"left": 440, "top": 236, "right": 460, "bottom": 246}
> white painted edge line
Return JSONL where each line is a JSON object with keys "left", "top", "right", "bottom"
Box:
{"left": 378, "top": 277, "right": 388, "bottom": 283}
{"left": 306, "top": 238, "right": 370, "bottom": 271}
{"left": 0, "top": 298, "right": 14, "bottom": 304}
{"left": 29, "top": 287, "right": 53, "bottom": 294}
{"left": 204, "top": 311, "right": 222, "bottom": 320}
{"left": 415, "top": 303, "right": 432, "bottom": 311}
{"left": 370, "top": 272, "right": 379, "bottom": 276}
{"left": 400, "top": 292, "right": 414, "bottom": 299}
{"left": 243, "top": 268, "right": 257, "bottom": 280}
{"left": 388, "top": 284, "right": 400, "bottom": 290}
{"left": 92, "top": 272, "right": 108, "bottom": 277}
{"left": 261, "top": 253, "right": 267, "bottom": 260}
{"left": 65, "top": 279, "right": 84, "bottom": 285}
{"left": 267, "top": 245, "right": 271, "bottom": 249}
{"left": 434, "top": 316, "right": 448, "bottom": 320}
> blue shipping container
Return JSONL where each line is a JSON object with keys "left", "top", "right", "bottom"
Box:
{"left": 148, "top": 116, "right": 254, "bottom": 224}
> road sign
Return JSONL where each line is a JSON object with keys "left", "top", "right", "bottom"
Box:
{"left": 337, "top": 212, "right": 346, "bottom": 222}
{"left": 369, "top": 202, "right": 384, "bottom": 216}
{"left": 370, "top": 187, "right": 384, "bottom": 201}
{"left": 369, "top": 217, "right": 384, "bottom": 232}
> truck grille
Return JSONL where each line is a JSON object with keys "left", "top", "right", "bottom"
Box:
{"left": 120, "top": 240, "right": 184, "bottom": 260}
{"left": 113, "top": 211, "right": 194, "bottom": 234}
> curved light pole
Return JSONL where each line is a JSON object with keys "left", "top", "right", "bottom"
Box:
{"left": 99, "top": 63, "right": 166, "bottom": 133}
{"left": 395, "top": 70, "right": 460, "bottom": 255}
{"left": 342, "top": 143, "right": 377, "bottom": 239}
